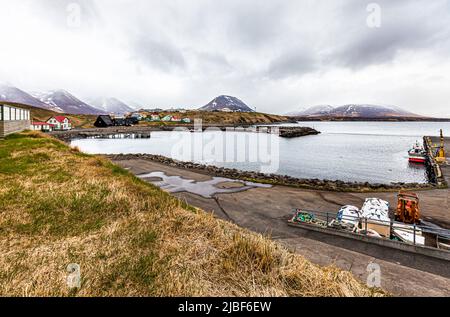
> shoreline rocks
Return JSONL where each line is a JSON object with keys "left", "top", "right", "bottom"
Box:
{"left": 52, "top": 122, "right": 309, "bottom": 141}
{"left": 105, "top": 153, "right": 435, "bottom": 192}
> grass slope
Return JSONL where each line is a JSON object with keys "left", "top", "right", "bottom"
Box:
{"left": 0, "top": 132, "right": 384, "bottom": 297}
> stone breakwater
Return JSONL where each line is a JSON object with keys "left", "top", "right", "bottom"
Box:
{"left": 53, "top": 125, "right": 320, "bottom": 141}
{"left": 106, "top": 153, "right": 435, "bottom": 192}
{"left": 274, "top": 127, "right": 320, "bottom": 138}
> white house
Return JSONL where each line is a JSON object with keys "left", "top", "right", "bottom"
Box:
{"left": 30, "top": 122, "right": 54, "bottom": 132}
{"left": 150, "top": 113, "right": 161, "bottom": 121}
{"left": 46, "top": 116, "right": 72, "bottom": 131}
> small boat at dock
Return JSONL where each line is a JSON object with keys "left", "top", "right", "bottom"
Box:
{"left": 408, "top": 141, "right": 427, "bottom": 164}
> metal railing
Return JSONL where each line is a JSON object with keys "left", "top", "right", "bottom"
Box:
{"left": 290, "top": 208, "right": 450, "bottom": 249}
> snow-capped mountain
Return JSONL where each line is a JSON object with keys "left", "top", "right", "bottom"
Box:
{"left": 88, "top": 97, "right": 135, "bottom": 115}
{"left": 0, "top": 84, "right": 58, "bottom": 111}
{"left": 32, "top": 90, "right": 105, "bottom": 115}
{"left": 288, "top": 104, "right": 422, "bottom": 118}
{"left": 286, "top": 105, "right": 334, "bottom": 116}
{"left": 199, "top": 95, "right": 255, "bottom": 112}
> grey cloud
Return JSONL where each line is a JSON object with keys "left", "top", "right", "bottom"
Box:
{"left": 267, "top": 49, "right": 317, "bottom": 79}
{"left": 330, "top": 0, "right": 450, "bottom": 69}
{"left": 194, "top": 52, "right": 232, "bottom": 73}
{"left": 223, "top": 2, "right": 288, "bottom": 49}
{"left": 133, "top": 37, "right": 186, "bottom": 72}
{"left": 3, "top": 0, "right": 450, "bottom": 116}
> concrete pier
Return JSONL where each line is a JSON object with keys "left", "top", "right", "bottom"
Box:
{"left": 424, "top": 136, "right": 449, "bottom": 187}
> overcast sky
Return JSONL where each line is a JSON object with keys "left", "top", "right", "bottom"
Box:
{"left": 1, "top": 0, "right": 450, "bottom": 116}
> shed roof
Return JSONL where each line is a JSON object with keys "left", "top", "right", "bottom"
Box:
{"left": 97, "top": 115, "right": 114, "bottom": 125}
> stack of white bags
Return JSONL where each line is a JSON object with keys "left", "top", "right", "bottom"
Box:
{"left": 337, "top": 198, "right": 390, "bottom": 225}
{"left": 360, "top": 198, "right": 390, "bottom": 222}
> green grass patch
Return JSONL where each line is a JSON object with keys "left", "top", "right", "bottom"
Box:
{"left": 0, "top": 131, "right": 383, "bottom": 297}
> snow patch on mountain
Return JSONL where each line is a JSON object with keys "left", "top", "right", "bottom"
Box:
{"left": 0, "top": 84, "right": 59, "bottom": 111}
{"left": 199, "top": 95, "right": 254, "bottom": 112}
{"left": 32, "top": 90, "right": 105, "bottom": 115}
{"left": 287, "top": 104, "right": 422, "bottom": 118}
{"left": 88, "top": 97, "right": 135, "bottom": 115}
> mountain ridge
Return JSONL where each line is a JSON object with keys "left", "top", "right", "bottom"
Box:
{"left": 88, "top": 97, "right": 135, "bottom": 115}
{"left": 32, "top": 89, "right": 105, "bottom": 115}
{"left": 199, "top": 95, "right": 255, "bottom": 112}
{"left": 287, "top": 104, "right": 424, "bottom": 118}
{"left": 0, "top": 84, "right": 58, "bottom": 112}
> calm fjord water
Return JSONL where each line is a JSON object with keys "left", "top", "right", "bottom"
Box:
{"left": 72, "top": 122, "right": 450, "bottom": 184}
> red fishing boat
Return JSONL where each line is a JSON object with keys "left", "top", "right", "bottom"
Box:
{"left": 408, "top": 141, "right": 427, "bottom": 164}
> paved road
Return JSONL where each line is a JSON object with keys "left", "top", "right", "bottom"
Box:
{"left": 113, "top": 158, "right": 450, "bottom": 296}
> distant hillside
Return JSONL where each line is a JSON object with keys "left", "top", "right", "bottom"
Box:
{"left": 32, "top": 90, "right": 105, "bottom": 115}
{"left": 88, "top": 97, "right": 135, "bottom": 115}
{"left": 199, "top": 95, "right": 255, "bottom": 112}
{"left": 286, "top": 105, "right": 334, "bottom": 117}
{"left": 288, "top": 104, "right": 424, "bottom": 119}
{"left": 17, "top": 103, "right": 97, "bottom": 129}
{"left": 139, "top": 110, "right": 291, "bottom": 125}
{"left": 0, "top": 84, "right": 57, "bottom": 111}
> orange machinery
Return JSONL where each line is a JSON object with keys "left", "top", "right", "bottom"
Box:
{"left": 435, "top": 129, "right": 446, "bottom": 164}
{"left": 396, "top": 191, "right": 421, "bottom": 224}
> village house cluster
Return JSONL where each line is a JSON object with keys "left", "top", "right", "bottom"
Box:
{"left": 94, "top": 112, "right": 191, "bottom": 128}
{"left": 135, "top": 111, "right": 191, "bottom": 123}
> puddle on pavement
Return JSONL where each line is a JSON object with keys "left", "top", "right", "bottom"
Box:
{"left": 137, "top": 171, "right": 272, "bottom": 198}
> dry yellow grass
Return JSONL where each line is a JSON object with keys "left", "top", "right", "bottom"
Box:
{"left": 0, "top": 131, "right": 385, "bottom": 297}
{"left": 140, "top": 111, "right": 290, "bottom": 125}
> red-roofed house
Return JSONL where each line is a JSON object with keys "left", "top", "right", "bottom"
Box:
{"left": 46, "top": 116, "right": 72, "bottom": 131}
{"left": 30, "top": 122, "right": 54, "bottom": 132}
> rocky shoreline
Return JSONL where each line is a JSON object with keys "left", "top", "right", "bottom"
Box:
{"left": 53, "top": 124, "right": 320, "bottom": 141}
{"left": 105, "top": 153, "right": 435, "bottom": 192}
{"left": 277, "top": 127, "right": 320, "bottom": 138}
